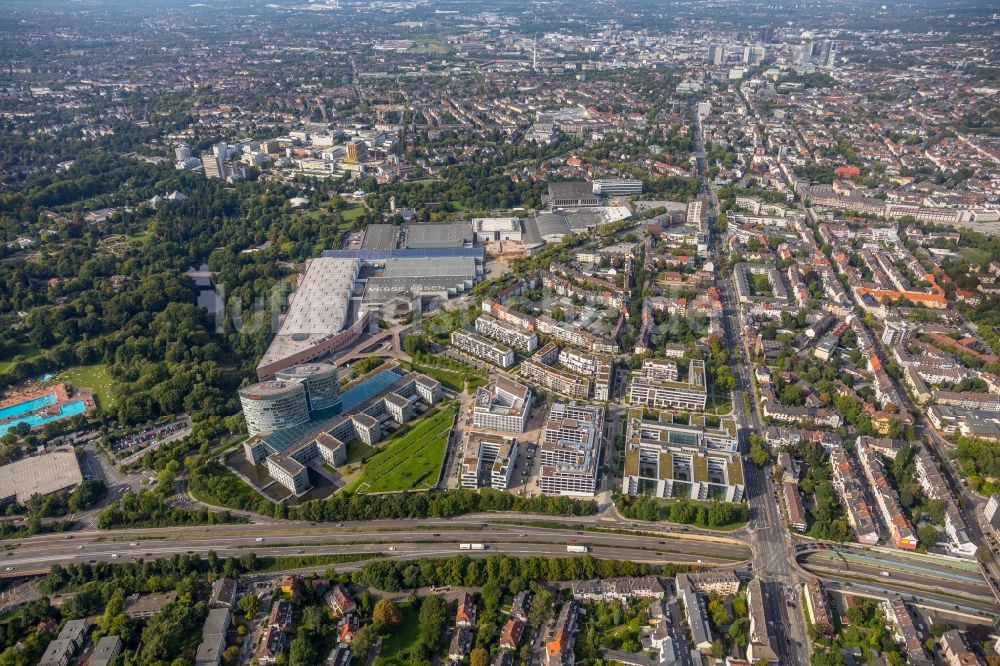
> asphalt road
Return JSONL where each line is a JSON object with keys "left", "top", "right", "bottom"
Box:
{"left": 1, "top": 516, "right": 752, "bottom": 575}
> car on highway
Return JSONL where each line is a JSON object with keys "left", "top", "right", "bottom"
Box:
{"left": 879, "top": 571, "right": 891, "bottom": 577}
{"left": 3, "top": 567, "right": 13, "bottom": 571}
{"left": 255, "top": 537, "right": 264, "bottom": 542}
{"left": 130, "top": 542, "right": 138, "bottom": 546}
{"left": 111, "top": 553, "right": 120, "bottom": 558}
{"left": 388, "top": 546, "right": 397, "bottom": 551}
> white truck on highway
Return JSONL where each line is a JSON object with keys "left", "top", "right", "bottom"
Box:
{"left": 459, "top": 543, "right": 487, "bottom": 550}
{"left": 566, "top": 545, "right": 590, "bottom": 553}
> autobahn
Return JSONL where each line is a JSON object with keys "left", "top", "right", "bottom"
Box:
{"left": 1, "top": 516, "right": 753, "bottom": 576}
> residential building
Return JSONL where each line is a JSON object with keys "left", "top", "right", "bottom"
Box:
{"left": 451, "top": 329, "right": 515, "bottom": 368}
{"left": 194, "top": 608, "right": 230, "bottom": 666}
{"left": 570, "top": 576, "right": 667, "bottom": 602}
{"left": 628, "top": 358, "right": 708, "bottom": 411}
{"left": 677, "top": 585, "right": 713, "bottom": 653}
{"left": 456, "top": 592, "right": 477, "bottom": 627}
{"left": 829, "top": 447, "right": 880, "bottom": 545}
{"left": 500, "top": 619, "right": 525, "bottom": 650}
{"left": 941, "top": 630, "right": 983, "bottom": 666}
{"left": 38, "top": 620, "right": 89, "bottom": 666}
{"left": 544, "top": 602, "right": 578, "bottom": 666}
{"left": 885, "top": 595, "right": 932, "bottom": 666}
{"left": 803, "top": 579, "right": 833, "bottom": 636}
{"left": 476, "top": 314, "right": 538, "bottom": 352}
{"left": 89, "top": 636, "right": 123, "bottom": 666}
{"left": 747, "top": 579, "right": 778, "bottom": 664}
{"left": 325, "top": 584, "right": 356, "bottom": 616}
{"left": 448, "top": 627, "right": 473, "bottom": 662}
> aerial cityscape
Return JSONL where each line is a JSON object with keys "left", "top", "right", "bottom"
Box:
{"left": 0, "top": 0, "right": 999, "bottom": 664}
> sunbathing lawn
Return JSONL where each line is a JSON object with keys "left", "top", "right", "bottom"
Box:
{"left": 54, "top": 364, "right": 116, "bottom": 409}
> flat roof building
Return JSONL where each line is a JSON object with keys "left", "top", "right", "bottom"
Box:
{"left": 621, "top": 410, "right": 744, "bottom": 502}
{"left": 548, "top": 181, "right": 601, "bottom": 207}
{"left": 628, "top": 359, "right": 708, "bottom": 411}
{"left": 460, "top": 431, "right": 519, "bottom": 490}
{"left": 402, "top": 223, "right": 472, "bottom": 248}
{"left": 0, "top": 447, "right": 82, "bottom": 505}
{"left": 473, "top": 375, "right": 532, "bottom": 433}
{"left": 539, "top": 403, "right": 604, "bottom": 497}
{"left": 256, "top": 258, "right": 367, "bottom": 379}
{"left": 452, "top": 329, "right": 515, "bottom": 368}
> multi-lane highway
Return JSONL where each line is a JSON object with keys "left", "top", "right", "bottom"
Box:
{"left": 1, "top": 516, "right": 753, "bottom": 576}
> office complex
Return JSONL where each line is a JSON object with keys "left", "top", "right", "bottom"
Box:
{"left": 472, "top": 375, "right": 532, "bottom": 433}
{"left": 628, "top": 358, "right": 708, "bottom": 410}
{"left": 538, "top": 402, "right": 604, "bottom": 497}
{"left": 240, "top": 363, "right": 340, "bottom": 436}
{"left": 475, "top": 314, "right": 539, "bottom": 353}
{"left": 451, "top": 329, "right": 515, "bottom": 368}
{"left": 621, "top": 410, "right": 744, "bottom": 502}
{"left": 460, "top": 431, "right": 519, "bottom": 490}
{"left": 243, "top": 365, "right": 443, "bottom": 494}
{"left": 256, "top": 257, "right": 372, "bottom": 380}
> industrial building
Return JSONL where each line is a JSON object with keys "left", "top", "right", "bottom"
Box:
{"left": 451, "top": 329, "right": 515, "bottom": 368}
{"left": 256, "top": 257, "right": 371, "bottom": 380}
{"left": 548, "top": 181, "right": 600, "bottom": 207}
{"left": 472, "top": 217, "right": 522, "bottom": 243}
{"left": 402, "top": 223, "right": 472, "bottom": 248}
{"left": 621, "top": 410, "right": 744, "bottom": 502}
{"left": 362, "top": 256, "right": 481, "bottom": 310}
{"left": 627, "top": 359, "right": 708, "bottom": 410}
{"left": 473, "top": 376, "right": 533, "bottom": 433}
{"left": 0, "top": 447, "right": 83, "bottom": 505}
{"left": 538, "top": 402, "right": 604, "bottom": 497}
{"left": 460, "top": 431, "right": 519, "bottom": 490}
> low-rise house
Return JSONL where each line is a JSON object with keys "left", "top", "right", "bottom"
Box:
{"left": 326, "top": 584, "right": 357, "bottom": 616}
{"left": 448, "top": 626, "right": 473, "bottom": 661}
{"left": 456, "top": 592, "right": 477, "bottom": 627}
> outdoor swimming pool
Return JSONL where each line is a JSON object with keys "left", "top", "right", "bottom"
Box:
{"left": 0, "top": 392, "right": 57, "bottom": 421}
{"left": 0, "top": 395, "right": 87, "bottom": 436}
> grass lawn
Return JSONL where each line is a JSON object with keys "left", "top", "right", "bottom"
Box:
{"left": 345, "top": 439, "right": 376, "bottom": 464}
{"left": 409, "top": 360, "right": 486, "bottom": 394}
{"left": 346, "top": 404, "right": 456, "bottom": 494}
{"left": 376, "top": 602, "right": 420, "bottom": 666}
{"left": 341, "top": 205, "right": 366, "bottom": 221}
{"left": 54, "top": 364, "right": 116, "bottom": 409}
{"left": 0, "top": 342, "right": 42, "bottom": 373}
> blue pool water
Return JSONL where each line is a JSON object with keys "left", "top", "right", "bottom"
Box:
{"left": 0, "top": 398, "right": 86, "bottom": 436}
{"left": 0, "top": 393, "right": 56, "bottom": 421}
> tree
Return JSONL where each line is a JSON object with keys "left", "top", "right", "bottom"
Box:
{"left": 373, "top": 598, "right": 402, "bottom": 629}
{"left": 470, "top": 647, "right": 489, "bottom": 666}
{"left": 418, "top": 595, "right": 448, "bottom": 648}
{"left": 222, "top": 645, "right": 240, "bottom": 665}
{"left": 238, "top": 593, "right": 260, "bottom": 619}
{"left": 749, "top": 439, "right": 769, "bottom": 467}
{"left": 352, "top": 624, "right": 377, "bottom": 660}
{"left": 917, "top": 525, "right": 939, "bottom": 550}
{"left": 289, "top": 635, "right": 317, "bottom": 666}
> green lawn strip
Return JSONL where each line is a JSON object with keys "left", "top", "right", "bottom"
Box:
{"left": 375, "top": 602, "right": 420, "bottom": 666}
{"left": 358, "top": 406, "right": 456, "bottom": 493}
{"left": 254, "top": 552, "right": 382, "bottom": 573}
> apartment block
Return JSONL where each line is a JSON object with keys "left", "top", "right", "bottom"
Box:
{"left": 829, "top": 448, "right": 880, "bottom": 545}
{"left": 475, "top": 314, "right": 539, "bottom": 352}
{"left": 451, "top": 329, "right": 515, "bottom": 368}
{"left": 857, "top": 440, "right": 918, "bottom": 550}
{"left": 628, "top": 358, "right": 708, "bottom": 411}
